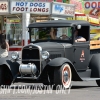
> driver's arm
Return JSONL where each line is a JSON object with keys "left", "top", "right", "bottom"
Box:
{"left": 75, "top": 37, "right": 86, "bottom": 42}
{"left": 50, "top": 28, "right": 56, "bottom": 39}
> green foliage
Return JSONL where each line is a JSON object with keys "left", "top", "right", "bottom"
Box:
{"left": 36, "top": 29, "right": 48, "bottom": 39}
{"left": 39, "top": 30, "right": 47, "bottom": 39}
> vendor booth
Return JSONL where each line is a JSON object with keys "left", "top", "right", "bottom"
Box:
{"left": 5, "top": 1, "right": 75, "bottom": 51}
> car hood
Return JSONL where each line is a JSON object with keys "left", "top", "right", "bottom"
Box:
{"left": 33, "top": 42, "right": 72, "bottom": 49}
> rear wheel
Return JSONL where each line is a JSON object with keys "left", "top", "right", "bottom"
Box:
{"left": 54, "top": 63, "right": 72, "bottom": 89}
{"left": 96, "top": 80, "right": 100, "bottom": 87}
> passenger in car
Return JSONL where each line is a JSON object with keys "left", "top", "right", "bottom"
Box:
{"left": 50, "top": 28, "right": 57, "bottom": 39}
{"left": 59, "top": 33, "right": 70, "bottom": 40}
{"left": 61, "top": 34, "right": 68, "bottom": 39}
{"left": 74, "top": 29, "right": 86, "bottom": 42}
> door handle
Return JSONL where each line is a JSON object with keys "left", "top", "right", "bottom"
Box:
{"left": 74, "top": 48, "right": 76, "bottom": 51}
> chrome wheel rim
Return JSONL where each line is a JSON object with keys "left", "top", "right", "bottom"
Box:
{"left": 62, "top": 64, "right": 71, "bottom": 88}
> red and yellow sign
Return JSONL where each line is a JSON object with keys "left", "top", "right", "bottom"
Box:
{"left": 84, "top": 1, "right": 100, "bottom": 25}
{"left": 84, "top": 1, "right": 100, "bottom": 16}
{"left": 75, "top": 14, "right": 87, "bottom": 21}
{"left": 75, "top": 13, "right": 100, "bottom": 25}
{"left": 88, "top": 15, "right": 100, "bottom": 25}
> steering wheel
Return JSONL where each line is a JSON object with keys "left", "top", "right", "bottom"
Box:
{"left": 59, "top": 35, "right": 70, "bottom": 40}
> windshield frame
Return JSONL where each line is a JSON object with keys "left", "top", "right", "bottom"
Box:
{"left": 29, "top": 26, "right": 74, "bottom": 44}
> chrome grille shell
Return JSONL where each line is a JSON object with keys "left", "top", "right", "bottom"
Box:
{"left": 21, "top": 44, "right": 42, "bottom": 74}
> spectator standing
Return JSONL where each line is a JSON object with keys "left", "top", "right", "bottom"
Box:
{"left": 0, "top": 30, "right": 9, "bottom": 58}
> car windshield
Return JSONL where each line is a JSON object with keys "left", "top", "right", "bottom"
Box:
{"left": 30, "top": 27, "right": 72, "bottom": 42}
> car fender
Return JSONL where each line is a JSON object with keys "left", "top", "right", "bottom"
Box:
{"left": 0, "top": 58, "right": 20, "bottom": 79}
{"left": 39, "top": 57, "right": 83, "bottom": 81}
{"left": 89, "top": 54, "right": 100, "bottom": 78}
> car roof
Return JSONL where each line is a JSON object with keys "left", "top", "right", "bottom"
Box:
{"left": 28, "top": 20, "right": 90, "bottom": 28}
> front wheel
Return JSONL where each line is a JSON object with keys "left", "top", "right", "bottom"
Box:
{"left": 0, "top": 66, "right": 12, "bottom": 85}
{"left": 96, "top": 80, "right": 100, "bottom": 87}
{"left": 0, "top": 67, "right": 4, "bottom": 85}
{"left": 54, "top": 63, "right": 72, "bottom": 89}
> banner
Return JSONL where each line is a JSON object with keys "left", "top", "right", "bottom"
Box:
{"left": 52, "top": 2, "right": 75, "bottom": 17}
{"left": 70, "top": 0, "right": 84, "bottom": 13}
{"left": 88, "top": 15, "right": 100, "bottom": 25}
{"left": 0, "top": 1, "right": 9, "bottom": 13}
{"left": 84, "top": 1, "right": 100, "bottom": 17}
{"left": 84, "top": 1, "right": 100, "bottom": 25}
{"left": 75, "top": 14, "right": 87, "bottom": 21}
{"left": 10, "top": 1, "right": 51, "bottom": 14}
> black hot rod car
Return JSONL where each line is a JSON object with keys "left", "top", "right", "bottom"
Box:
{"left": 1, "top": 20, "right": 100, "bottom": 89}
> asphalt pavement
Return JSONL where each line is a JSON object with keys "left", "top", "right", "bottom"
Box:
{"left": 0, "top": 81, "right": 99, "bottom": 100}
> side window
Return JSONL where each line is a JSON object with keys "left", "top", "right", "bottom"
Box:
{"left": 75, "top": 26, "right": 89, "bottom": 43}
{"left": 75, "top": 30, "right": 86, "bottom": 42}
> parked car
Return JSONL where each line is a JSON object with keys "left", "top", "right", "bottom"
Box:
{"left": 1, "top": 20, "right": 100, "bottom": 89}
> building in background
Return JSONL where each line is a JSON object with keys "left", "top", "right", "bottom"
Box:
{"left": 70, "top": 0, "right": 85, "bottom": 13}
{"left": 84, "top": 0, "right": 100, "bottom": 40}
{"left": 0, "top": 0, "right": 75, "bottom": 51}
{"left": 68, "top": 0, "right": 100, "bottom": 41}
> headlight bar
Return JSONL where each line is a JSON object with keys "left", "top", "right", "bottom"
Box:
{"left": 42, "top": 51, "right": 49, "bottom": 60}
{"left": 11, "top": 51, "right": 19, "bottom": 60}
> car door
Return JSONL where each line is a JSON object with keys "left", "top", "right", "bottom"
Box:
{"left": 73, "top": 42, "right": 90, "bottom": 71}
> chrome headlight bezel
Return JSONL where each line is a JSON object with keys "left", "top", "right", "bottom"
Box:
{"left": 42, "top": 51, "right": 49, "bottom": 60}
{"left": 11, "top": 51, "right": 19, "bottom": 60}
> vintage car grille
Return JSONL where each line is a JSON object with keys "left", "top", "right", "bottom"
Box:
{"left": 22, "top": 46, "right": 40, "bottom": 71}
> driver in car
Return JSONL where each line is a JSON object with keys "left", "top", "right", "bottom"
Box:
{"left": 75, "top": 29, "right": 86, "bottom": 42}
{"left": 61, "top": 28, "right": 69, "bottom": 40}
{"left": 50, "top": 28, "right": 57, "bottom": 39}
{"left": 60, "top": 33, "right": 69, "bottom": 40}
{"left": 50, "top": 28, "right": 69, "bottom": 40}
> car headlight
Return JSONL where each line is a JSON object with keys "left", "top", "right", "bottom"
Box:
{"left": 42, "top": 51, "right": 49, "bottom": 60}
{"left": 11, "top": 51, "right": 19, "bottom": 60}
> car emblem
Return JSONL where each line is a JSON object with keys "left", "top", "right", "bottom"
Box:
{"left": 80, "top": 50, "right": 85, "bottom": 62}
{"left": 81, "top": 50, "right": 84, "bottom": 57}
{"left": 29, "top": 46, "right": 32, "bottom": 49}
